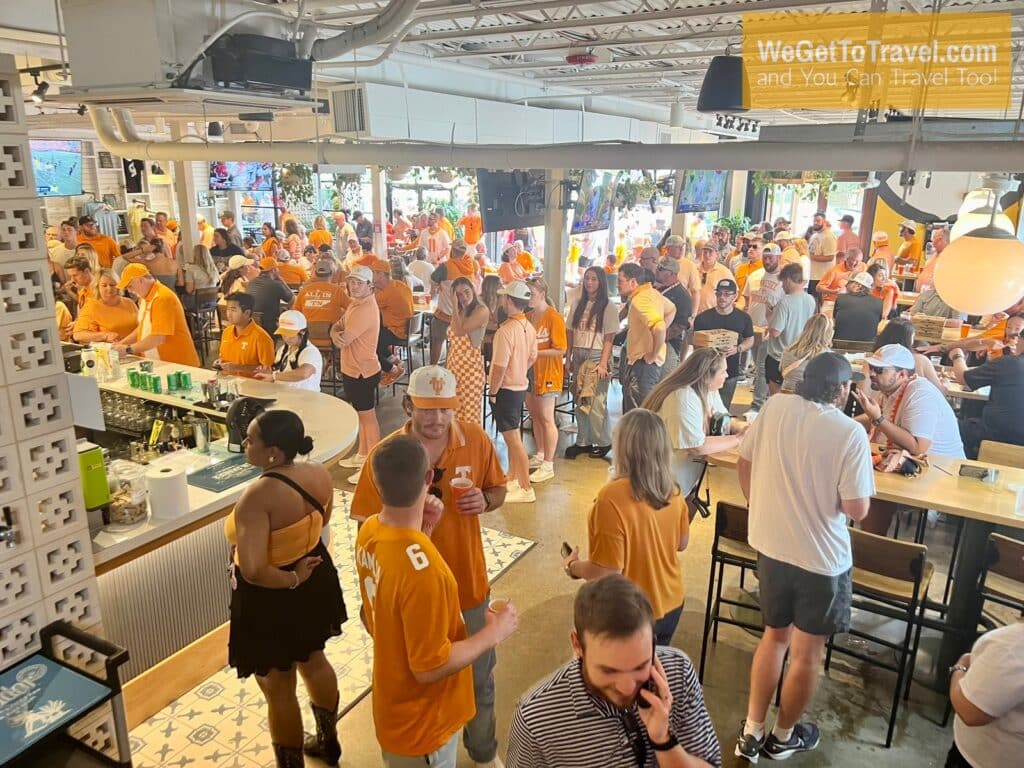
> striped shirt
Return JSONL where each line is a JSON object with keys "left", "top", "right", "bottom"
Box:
{"left": 507, "top": 647, "right": 721, "bottom": 767}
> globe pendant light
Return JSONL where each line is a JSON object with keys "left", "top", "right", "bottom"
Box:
{"left": 950, "top": 206, "right": 1015, "bottom": 242}
{"left": 935, "top": 211, "right": 1024, "bottom": 316}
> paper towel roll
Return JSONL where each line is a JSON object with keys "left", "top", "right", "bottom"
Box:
{"left": 146, "top": 464, "right": 190, "bottom": 519}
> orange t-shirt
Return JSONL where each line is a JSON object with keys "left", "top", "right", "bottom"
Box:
{"left": 516, "top": 250, "right": 535, "bottom": 274}
{"left": 530, "top": 305, "right": 567, "bottom": 395}
{"left": 490, "top": 313, "right": 538, "bottom": 392}
{"left": 355, "top": 516, "right": 474, "bottom": 756}
{"left": 277, "top": 262, "right": 308, "bottom": 286}
{"left": 817, "top": 262, "right": 859, "bottom": 298}
{"left": 295, "top": 281, "right": 347, "bottom": 339}
{"left": 871, "top": 283, "right": 900, "bottom": 314}
{"left": 73, "top": 296, "right": 138, "bottom": 340}
{"left": 457, "top": 213, "right": 483, "bottom": 245}
{"left": 78, "top": 232, "right": 119, "bottom": 269}
{"left": 734, "top": 258, "right": 763, "bottom": 297}
{"left": 339, "top": 293, "right": 381, "bottom": 378}
{"left": 351, "top": 420, "right": 508, "bottom": 609}
{"left": 139, "top": 281, "right": 200, "bottom": 366}
{"left": 375, "top": 280, "right": 413, "bottom": 339}
{"left": 498, "top": 261, "right": 527, "bottom": 285}
{"left": 55, "top": 302, "right": 73, "bottom": 341}
{"left": 587, "top": 477, "right": 687, "bottom": 619}
{"left": 308, "top": 229, "right": 333, "bottom": 249}
{"left": 219, "top": 321, "right": 276, "bottom": 375}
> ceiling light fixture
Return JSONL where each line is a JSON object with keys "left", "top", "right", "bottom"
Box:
{"left": 696, "top": 44, "right": 748, "bottom": 113}
{"left": 76, "top": 104, "right": 87, "bottom": 116}
{"left": 30, "top": 77, "right": 49, "bottom": 103}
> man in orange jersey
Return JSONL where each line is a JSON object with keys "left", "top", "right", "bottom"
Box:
{"left": 458, "top": 203, "right": 483, "bottom": 246}
{"left": 356, "top": 434, "right": 517, "bottom": 768}
{"left": 295, "top": 260, "right": 347, "bottom": 345}
{"left": 76, "top": 215, "right": 120, "bottom": 269}
{"left": 352, "top": 366, "right": 510, "bottom": 768}
{"left": 113, "top": 264, "right": 200, "bottom": 366}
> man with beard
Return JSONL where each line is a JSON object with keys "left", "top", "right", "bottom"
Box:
{"left": 507, "top": 575, "right": 721, "bottom": 767}
{"left": 807, "top": 212, "right": 837, "bottom": 298}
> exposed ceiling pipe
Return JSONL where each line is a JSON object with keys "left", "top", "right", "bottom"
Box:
{"left": 88, "top": 106, "right": 1024, "bottom": 172}
{"left": 311, "top": 0, "right": 421, "bottom": 62}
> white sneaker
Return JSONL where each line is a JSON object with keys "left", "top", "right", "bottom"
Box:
{"left": 507, "top": 478, "right": 521, "bottom": 492}
{"left": 347, "top": 466, "right": 362, "bottom": 484}
{"left": 528, "top": 453, "right": 544, "bottom": 470}
{"left": 338, "top": 453, "right": 366, "bottom": 468}
{"left": 529, "top": 463, "right": 555, "bottom": 484}
{"left": 476, "top": 758, "right": 505, "bottom": 768}
{"left": 504, "top": 483, "right": 536, "bottom": 503}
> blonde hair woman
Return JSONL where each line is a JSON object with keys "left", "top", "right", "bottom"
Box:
{"left": 178, "top": 244, "right": 219, "bottom": 295}
{"left": 524, "top": 276, "right": 567, "bottom": 484}
{"left": 308, "top": 215, "right": 333, "bottom": 250}
{"left": 562, "top": 408, "right": 689, "bottom": 645}
{"left": 643, "top": 348, "right": 747, "bottom": 513}
{"left": 72, "top": 269, "right": 138, "bottom": 343}
{"left": 778, "top": 314, "right": 833, "bottom": 393}
{"left": 74, "top": 242, "right": 100, "bottom": 274}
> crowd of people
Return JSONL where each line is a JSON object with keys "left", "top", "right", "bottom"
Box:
{"left": 50, "top": 200, "right": 1023, "bottom": 768}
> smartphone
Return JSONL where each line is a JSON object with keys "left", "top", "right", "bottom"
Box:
{"left": 560, "top": 541, "right": 573, "bottom": 558}
{"left": 637, "top": 637, "right": 658, "bottom": 709}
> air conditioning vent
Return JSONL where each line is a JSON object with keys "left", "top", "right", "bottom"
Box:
{"left": 331, "top": 87, "right": 368, "bottom": 134}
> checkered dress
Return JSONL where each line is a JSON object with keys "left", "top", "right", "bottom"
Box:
{"left": 446, "top": 326, "right": 485, "bottom": 424}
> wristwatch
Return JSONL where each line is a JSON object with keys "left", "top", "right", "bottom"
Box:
{"left": 125, "top": 345, "right": 133, "bottom": 356}
{"left": 949, "top": 664, "right": 969, "bottom": 675}
{"left": 650, "top": 731, "right": 679, "bottom": 752}
{"left": 871, "top": 415, "right": 885, "bottom": 427}
{"left": 564, "top": 561, "right": 581, "bottom": 580}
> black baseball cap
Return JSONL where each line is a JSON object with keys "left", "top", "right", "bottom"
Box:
{"left": 840, "top": 214, "right": 855, "bottom": 225}
{"left": 78, "top": 215, "right": 95, "bottom": 225}
{"left": 804, "top": 352, "right": 865, "bottom": 385}
{"left": 715, "top": 278, "right": 738, "bottom": 294}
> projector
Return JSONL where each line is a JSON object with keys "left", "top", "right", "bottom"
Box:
{"left": 56, "top": 0, "right": 315, "bottom": 114}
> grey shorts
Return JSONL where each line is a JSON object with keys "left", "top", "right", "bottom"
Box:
{"left": 757, "top": 554, "right": 852, "bottom": 636}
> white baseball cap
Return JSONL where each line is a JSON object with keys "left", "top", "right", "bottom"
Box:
{"left": 775, "top": 230, "right": 793, "bottom": 241}
{"left": 497, "top": 280, "right": 532, "bottom": 300}
{"left": 865, "top": 343, "right": 916, "bottom": 371}
{"left": 900, "top": 219, "right": 917, "bottom": 232}
{"left": 849, "top": 272, "right": 874, "bottom": 290}
{"left": 275, "top": 310, "right": 308, "bottom": 336}
{"left": 762, "top": 243, "right": 781, "bottom": 256}
{"left": 407, "top": 365, "right": 460, "bottom": 410}
{"left": 347, "top": 265, "right": 373, "bottom": 283}
{"left": 227, "top": 254, "right": 249, "bottom": 271}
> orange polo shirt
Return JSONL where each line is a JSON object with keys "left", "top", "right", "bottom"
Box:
{"left": 139, "top": 281, "right": 200, "bottom": 367}
{"left": 588, "top": 477, "right": 687, "bottom": 619}
{"left": 375, "top": 280, "right": 413, "bottom": 339}
{"left": 308, "top": 229, "right": 333, "bottom": 249}
{"left": 734, "top": 258, "right": 763, "bottom": 297}
{"left": 817, "top": 262, "right": 860, "bottom": 298}
{"left": 356, "top": 516, "right": 474, "bottom": 756}
{"left": 351, "top": 419, "right": 508, "bottom": 609}
{"left": 77, "top": 232, "right": 119, "bottom": 269}
{"left": 219, "top": 321, "right": 276, "bottom": 375}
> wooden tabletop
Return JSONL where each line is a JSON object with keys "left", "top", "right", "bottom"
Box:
{"left": 708, "top": 450, "right": 1024, "bottom": 530}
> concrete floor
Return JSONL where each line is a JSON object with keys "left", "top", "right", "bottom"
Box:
{"left": 326, "top": 378, "right": 958, "bottom": 767}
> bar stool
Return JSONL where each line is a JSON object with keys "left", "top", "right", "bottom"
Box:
{"left": 308, "top": 321, "right": 339, "bottom": 396}
{"left": 188, "top": 286, "right": 219, "bottom": 365}
{"left": 978, "top": 533, "right": 1024, "bottom": 622}
{"left": 824, "top": 528, "right": 932, "bottom": 747}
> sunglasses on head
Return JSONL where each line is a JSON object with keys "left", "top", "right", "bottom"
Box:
{"left": 428, "top": 466, "right": 445, "bottom": 499}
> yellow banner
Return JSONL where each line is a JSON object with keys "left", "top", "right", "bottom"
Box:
{"left": 741, "top": 12, "right": 1011, "bottom": 110}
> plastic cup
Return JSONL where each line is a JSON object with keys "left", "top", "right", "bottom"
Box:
{"left": 451, "top": 477, "right": 474, "bottom": 500}
{"left": 960, "top": 324, "right": 972, "bottom": 339}
{"left": 489, "top": 598, "right": 510, "bottom": 614}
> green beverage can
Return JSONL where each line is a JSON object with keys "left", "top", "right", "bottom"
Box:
{"left": 138, "top": 373, "right": 150, "bottom": 392}
{"left": 180, "top": 372, "right": 192, "bottom": 391}
{"left": 151, "top": 375, "right": 162, "bottom": 394}
{"left": 166, "top": 373, "right": 178, "bottom": 391}
{"left": 127, "top": 370, "right": 140, "bottom": 388}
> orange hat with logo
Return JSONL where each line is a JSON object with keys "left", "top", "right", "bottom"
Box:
{"left": 259, "top": 256, "right": 278, "bottom": 271}
{"left": 407, "top": 365, "right": 460, "bottom": 410}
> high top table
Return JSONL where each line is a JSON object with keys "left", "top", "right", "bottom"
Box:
{"left": 708, "top": 449, "right": 1024, "bottom": 688}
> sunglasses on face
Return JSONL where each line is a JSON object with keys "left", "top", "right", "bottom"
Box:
{"left": 868, "top": 365, "right": 890, "bottom": 375}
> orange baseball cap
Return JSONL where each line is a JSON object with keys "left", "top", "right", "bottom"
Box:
{"left": 116, "top": 263, "right": 151, "bottom": 290}
{"left": 369, "top": 259, "right": 391, "bottom": 273}
{"left": 258, "top": 256, "right": 278, "bottom": 271}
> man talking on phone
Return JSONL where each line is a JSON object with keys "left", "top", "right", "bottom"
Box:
{"left": 508, "top": 575, "right": 721, "bottom": 767}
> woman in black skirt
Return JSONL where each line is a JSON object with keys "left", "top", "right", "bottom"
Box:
{"left": 225, "top": 410, "right": 347, "bottom": 768}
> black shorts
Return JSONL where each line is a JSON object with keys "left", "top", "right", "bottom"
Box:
{"left": 493, "top": 388, "right": 526, "bottom": 433}
{"left": 765, "top": 355, "right": 783, "bottom": 385}
{"left": 757, "top": 553, "right": 852, "bottom": 636}
{"left": 343, "top": 372, "right": 380, "bottom": 411}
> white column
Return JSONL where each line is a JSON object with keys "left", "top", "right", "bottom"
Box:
{"left": 169, "top": 122, "right": 197, "bottom": 258}
{"left": 370, "top": 166, "right": 388, "bottom": 255}
{"left": 543, "top": 168, "right": 569, "bottom": 310}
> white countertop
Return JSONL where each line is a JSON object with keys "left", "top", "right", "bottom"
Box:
{"left": 91, "top": 360, "right": 358, "bottom": 569}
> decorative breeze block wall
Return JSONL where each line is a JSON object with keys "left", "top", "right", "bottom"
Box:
{"left": 0, "top": 53, "right": 96, "bottom": 668}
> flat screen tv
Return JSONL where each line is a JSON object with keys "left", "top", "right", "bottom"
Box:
{"left": 209, "top": 161, "right": 274, "bottom": 191}
{"left": 676, "top": 170, "right": 728, "bottom": 213}
{"left": 30, "top": 140, "right": 83, "bottom": 197}
{"left": 571, "top": 170, "right": 621, "bottom": 235}
{"left": 476, "top": 169, "right": 546, "bottom": 233}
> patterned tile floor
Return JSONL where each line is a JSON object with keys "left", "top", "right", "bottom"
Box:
{"left": 128, "top": 490, "right": 535, "bottom": 768}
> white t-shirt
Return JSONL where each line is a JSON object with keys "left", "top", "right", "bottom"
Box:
{"left": 808, "top": 229, "right": 838, "bottom": 281}
{"left": 743, "top": 268, "right": 784, "bottom": 327}
{"left": 568, "top": 298, "right": 620, "bottom": 351}
{"left": 408, "top": 259, "right": 436, "bottom": 286}
{"left": 659, "top": 386, "right": 727, "bottom": 495}
{"left": 955, "top": 622, "right": 1024, "bottom": 768}
{"left": 739, "top": 394, "right": 875, "bottom": 576}
{"left": 282, "top": 343, "right": 323, "bottom": 392}
{"left": 884, "top": 377, "right": 965, "bottom": 458}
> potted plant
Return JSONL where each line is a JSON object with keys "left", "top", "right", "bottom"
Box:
{"left": 275, "top": 163, "right": 314, "bottom": 207}
{"left": 390, "top": 166, "right": 410, "bottom": 181}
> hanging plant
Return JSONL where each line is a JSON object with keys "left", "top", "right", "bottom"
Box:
{"left": 613, "top": 174, "right": 658, "bottom": 211}
{"left": 389, "top": 166, "right": 411, "bottom": 181}
{"left": 752, "top": 170, "right": 835, "bottom": 203}
{"left": 717, "top": 213, "right": 752, "bottom": 237}
{"left": 275, "top": 163, "right": 314, "bottom": 207}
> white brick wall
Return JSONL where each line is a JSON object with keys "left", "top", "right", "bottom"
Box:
{"left": 0, "top": 54, "right": 98, "bottom": 668}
